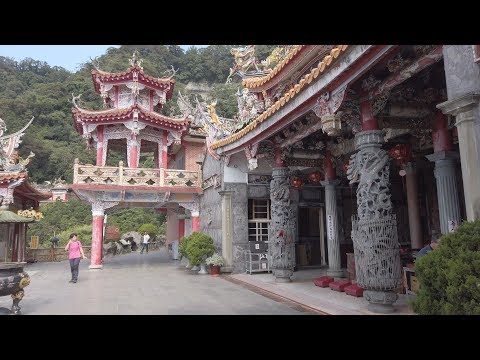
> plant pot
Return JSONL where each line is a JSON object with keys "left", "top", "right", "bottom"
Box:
{"left": 0, "top": 262, "right": 30, "bottom": 315}
{"left": 190, "top": 265, "right": 200, "bottom": 271}
{"left": 210, "top": 265, "right": 221, "bottom": 276}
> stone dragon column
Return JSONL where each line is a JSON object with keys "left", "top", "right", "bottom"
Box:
{"left": 346, "top": 101, "right": 402, "bottom": 313}
{"left": 269, "top": 148, "right": 295, "bottom": 282}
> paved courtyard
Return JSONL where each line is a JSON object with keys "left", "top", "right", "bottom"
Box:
{"left": 0, "top": 248, "right": 311, "bottom": 315}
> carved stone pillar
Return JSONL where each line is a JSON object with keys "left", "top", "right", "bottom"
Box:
{"left": 218, "top": 190, "right": 234, "bottom": 271}
{"left": 321, "top": 180, "right": 342, "bottom": 277}
{"left": 347, "top": 130, "right": 402, "bottom": 313}
{"left": 437, "top": 93, "right": 480, "bottom": 220}
{"left": 404, "top": 162, "right": 423, "bottom": 250}
{"left": 425, "top": 151, "right": 461, "bottom": 234}
{"left": 269, "top": 167, "right": 295, "bottom": 282}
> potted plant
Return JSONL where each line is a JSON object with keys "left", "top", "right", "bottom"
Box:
{"left": 185, "top": 232, "right": 215, "bottom": 274}
{"left": 178, "top": 235, "right": 192, "bottom": 269}
{"left": 205, "top": 253, "right": 225, "bottom": 276}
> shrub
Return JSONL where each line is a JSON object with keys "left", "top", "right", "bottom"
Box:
{"left": 56, "top": 224, "right": 93, "bottom": 247}
{"left": 185, "top": 232, "right": 215, "bottom": 266}
{"left": 411, "top": 220, "right": 480, "bottom": 315}
{"left": 178, "top": 235, "right": 191, "bottom": 260}
{"left": 138, "top": 223, "right": 158, "bottom": 237}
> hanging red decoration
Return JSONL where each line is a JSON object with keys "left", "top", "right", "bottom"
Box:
{"left": 388, "top": 144, "right": 412, "bottom": 167}
{"left": 343, "top": 161, "right": 350, "bottom": 174}
{"left": 308, "top": 171, "right": 323, "bottom": 184}
{"left": 291, "top": 176, "right": 304, "bottom": 189}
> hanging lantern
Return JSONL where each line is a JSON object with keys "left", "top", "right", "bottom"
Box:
{"left": 291, "top": 176, "right": 304, "bottom": 189}
{"left": 388, "top": 144, "right": 412, "bottom": 167}
{"left": 308, "top": 171, "right": 323, "bottom": 184}
{"left": 321, "top": 114, "right": 342, "bottom": 137}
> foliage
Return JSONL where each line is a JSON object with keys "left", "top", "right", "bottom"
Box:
{"left": 185, "top": 232, "right": 215, "bottom": 266}
{"left": 0, "top": 45, "right": 278, "bottom": 183}
{"left": 138, "top": 223, "right": 158, "bottom": 237}
{"left": 411, "top": 220, "right": 480, "bottom": 315}
{"left": 178, "top": 235, "right": 191, "bottom": 260}
{"left": 108, "top": 208, "right": 166, "bottom": 235}
{"left": 27, "top": 194, "right": 166, "bottom": 244}
{"left": 27, "top": 195, "right": 92, "bottom": 245}
{"left": 205, "top": 253, "right": 224, "bottom": 266}
{"left": 57, "top": 224, "right": 93, "bottom": 247}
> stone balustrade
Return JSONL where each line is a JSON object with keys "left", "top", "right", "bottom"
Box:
{"left": 73, "top": 162, "right": 201, "bottom": 188}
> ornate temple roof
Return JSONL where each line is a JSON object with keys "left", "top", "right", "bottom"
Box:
{"left": 0, "top": 172, "right": 51, "bottom": 200}
{"left": 91, "top": 59, "right": 175, "bottom": 101}
{"left": 241, "top": 45, "right": 309, "bottom": 89}
{"left": 211, "top": 45, "right": 348, "bottom": 150}
{"left": 72, "top": 103, "right": 190, "bottom": 135}
{"left": 0, "top": 171, "right": 27, "bottom": 183}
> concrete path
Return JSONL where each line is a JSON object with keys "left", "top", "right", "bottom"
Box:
{"left": 0, "top": 248, "right": 309, "bottom": 315}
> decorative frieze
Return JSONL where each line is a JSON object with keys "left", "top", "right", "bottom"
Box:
{"left": 203, "top": 174, "right": 221, "bottom": 189}
{"left": 248, "top": 174, "right": 272, "bottom": 185}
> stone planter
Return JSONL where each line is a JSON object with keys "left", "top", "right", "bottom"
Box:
{"left": 0, "top": 262, "right": 30, "bottom": 315}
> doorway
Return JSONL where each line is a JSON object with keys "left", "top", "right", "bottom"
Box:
{"left": 297, "top": 207, "right": 326, "bottom": 267}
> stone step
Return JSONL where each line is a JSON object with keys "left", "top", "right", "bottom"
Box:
{"left": 313, "top": 276, "right": 334, "bottom": 287}
{"left": 344, "top": 283, "right": 364, "bottom": 297}
{"left": 329, "top": 279, "right": 352, "bottom": 292}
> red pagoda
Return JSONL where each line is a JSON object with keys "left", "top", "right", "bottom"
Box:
{"left": 71, "top": 52, "right": 204, "bottom": 269}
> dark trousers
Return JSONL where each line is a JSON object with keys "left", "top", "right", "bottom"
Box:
{"left": 69, "top": 258, "right": 81, "bottom": 281}
{"left": 140, "top": 243, "right": 149, "bottom": 253}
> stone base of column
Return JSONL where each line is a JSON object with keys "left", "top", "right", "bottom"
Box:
{"left": 220, "top": 266, "right": 233, "bottom": 273}
{"left": 364, "top": 290, "right": 398, "bottom": 313}
{"left": 274, "top": 269, "right": 293, "bottom": 283}
{"left": 327, "top": 269, "right": 344, "bottom": 278}
{"left": 89, "top": 264, "right": 103, "bottom": 270}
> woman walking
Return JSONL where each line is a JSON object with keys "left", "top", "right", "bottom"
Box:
{"left": 64, "top": 233, "right": 87, "bottom": 283}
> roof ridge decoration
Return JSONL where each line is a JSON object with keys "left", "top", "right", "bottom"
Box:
{"left": 0, "top": 116, "right": 35, "bottom": 172}
{"left": 241, "top": 45, "right": 306, "bottom": 88}
{"left": 211, "top": 45, "right": 348, "bottom": 150}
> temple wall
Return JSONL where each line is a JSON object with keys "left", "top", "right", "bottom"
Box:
{"left": 185, "top": 142, "right": 204, "bottom": 172}
{"left": 199, "top": 152, "right": 222, "bottom": 250}
{"left": 443, "top": 45, "right": 480, "bottom": 99}
{"left": 225, "top": 182, "right": 248, "bottom": 273}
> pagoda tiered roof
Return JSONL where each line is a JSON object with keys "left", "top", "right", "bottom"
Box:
{"left": 72, "top": 104, "right": 190, "bottom": 135}
{"left": 91, "top": 64, "right": 175, "bottom": 101}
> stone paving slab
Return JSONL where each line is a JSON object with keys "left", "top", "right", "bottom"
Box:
{"left": 0, "top": 248, "right": 311, "bottom": 315}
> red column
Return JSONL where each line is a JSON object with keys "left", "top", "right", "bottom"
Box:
{"left": 178, "top": 219, "right": 185, "bottom": 240}
{"left": 96, "top": 125, "right": 104, "bottom": 166}
{"left": 90, "top": 208, "right": 104, "bottom": 269}
{"left": 360, "top": 100, "right": 379, "bottom": 130}
{"left": 274, "top": 147, "right": 285, "bottom": 167}
{"left": 128, "top": 136, "right": 138, "bottom": 168}
{"left": 162, "top": 130, "right": 168, "bottom": 169}
{"left": 433, "top": 111, "right": 453, "bottom": 152}
{"left": 324, "top": 147, "right": 335, "bottom": 181}
{"left": 192, "top": 215, "right": 200, "bottom": 232}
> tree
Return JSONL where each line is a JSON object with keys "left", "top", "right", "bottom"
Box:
{"left": 411, "top": 220, "right": 480, "bottom": 315}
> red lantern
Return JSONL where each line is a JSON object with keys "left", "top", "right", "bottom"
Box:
{"left": 388, "top": 144, "right": 412, "bottom": 167}
{"left": 291, "top": 176, "right": 304, "bottom": 189}
{"left": 308, "top": 171, "right": 323, "bottom": 184}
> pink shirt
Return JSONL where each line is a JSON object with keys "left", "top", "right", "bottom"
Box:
{"left": 68, "top": 240, "right": 82, "bottom": 259}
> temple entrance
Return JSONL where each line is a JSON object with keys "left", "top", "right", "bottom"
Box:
{"left": 296, "top": 206, "right": 326, "bottom": 268}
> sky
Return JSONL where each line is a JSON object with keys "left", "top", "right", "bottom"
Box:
{"left": 0, "top": 45, "right": 207, "bottom": 72}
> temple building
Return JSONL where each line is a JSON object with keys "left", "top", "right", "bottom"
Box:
{"left": 70, "top": 52, "right": 205, "bottom": 269}
{"left": 0, "top": 117, "right": 51, "bottom": 262}
{"left": 185, "top": 45, "right": 480, "bottom": 312}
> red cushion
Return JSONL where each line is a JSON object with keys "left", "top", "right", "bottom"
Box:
{"left": 344, "top": 284, "right": 364, "bottom": 297}
{"left": 313, "top": 276, "right": 334, "bottom": 287}
{"left": 329, "top": 279, "right": 352, "bottom": 292}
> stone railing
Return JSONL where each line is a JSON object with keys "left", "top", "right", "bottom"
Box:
{"left": 73, "top": 160, "right": 201, "bottom": 188}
